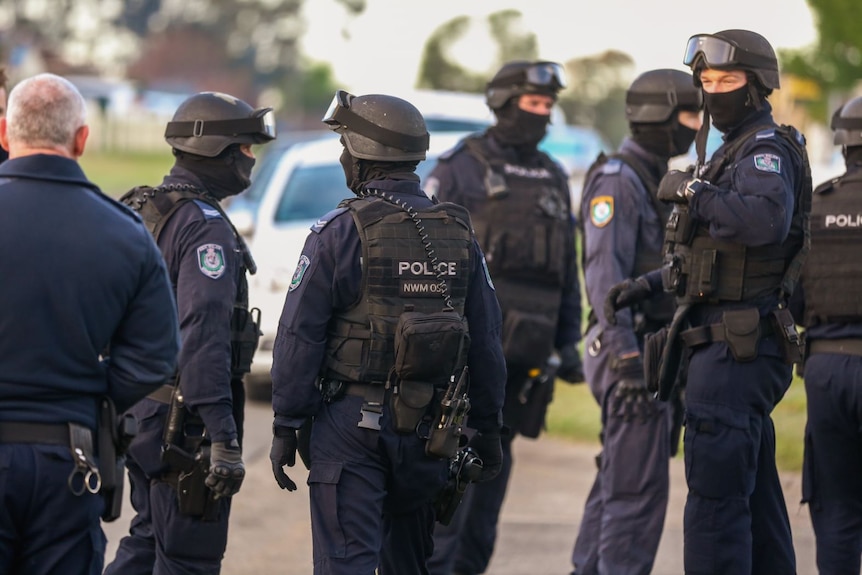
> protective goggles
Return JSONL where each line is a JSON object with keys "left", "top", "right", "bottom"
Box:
{"left": 683, "top": 34, "right": 774, "bottom": 71}
{"left": 164, "top": 107, "right": 277, "bottom": 141}
{"left": 525, "top": 62, "right": 567, "bottom": 89}
{"left": 322, "top": 90, "right": 429, "bottom": 152}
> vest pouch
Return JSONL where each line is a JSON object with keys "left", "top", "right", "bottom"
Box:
{"left": 643, "top": 327, "right": 669, "bottom": 394}
{"left": 502, "top": 310, "right": 556, "bottom": 368}
{"left": 390, "top": 380, "right": 436, "bottom": 434}
{"left": 722, "top": 308, "right": 761, "bottom": 362}
{"left": 394, "top": 311, "right": 468, "bottom": 383}
{"left": 769, "top": 307, "right": 804, "bottom": 365}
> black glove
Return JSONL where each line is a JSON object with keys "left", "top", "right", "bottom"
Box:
{"left": 657, "top": 169, "right": 702, "bottom": 204}
{"left": 604, "top": 276, "right": 652, "bottom": 325}
{"left": 270, "top": 426, "right": 299, "bottom": 491}
{"left": 610, "top": 356, "right": 657, "bottom": 422}
{"left": 205, "top": 439, "right": 245, "bottom": 498}
{"left": 556, "top": 344, "right": 585, "bottom": 384}
{"left": 467, "top": 431, "right": 503, "bottom": 483}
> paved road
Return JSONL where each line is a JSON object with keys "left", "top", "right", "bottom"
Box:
{"left": 102, "top": 399, "right": 817, "bottom": 574}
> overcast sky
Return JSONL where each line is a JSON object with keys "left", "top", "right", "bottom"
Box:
{"left": 301, "top": 0, "right": 817, "bottom": 95}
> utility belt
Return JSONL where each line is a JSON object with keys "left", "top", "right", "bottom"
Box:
{"left": 678, "top": 307, "right": 802, "bottom": 364}
{"left": 808, "top": 338, "right": 862, "bottom": 357}
{"left": 148, "top": 384, "right": 174, "bottom": 404}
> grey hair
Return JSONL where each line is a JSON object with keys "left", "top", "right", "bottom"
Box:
{"left": 6, "top": 73, "right": 87, "bottom": 149}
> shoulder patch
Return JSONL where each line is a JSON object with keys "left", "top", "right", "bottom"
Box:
{"left": 589, "top": 195, "right": 614, "bottom": 227}
{"left": 600, "top": 159, "right": 622, "bottom": 175}
{"left": 192, "top": 199, "right": 223, "bottom": 220}
{"left": 753, "top": 153, "right": 781, "bottom": 174}
{"left": 480, "top": 254, "right": 495, "bottom": 291}
{"left": 196, "top": 243, "right": 226, "bottom": 279}
{"left": 311, "top": 207, "right": 349, "bottom": 234}
{"left": 755, "top": 129, "right": 776, "bottom": 140}
{"left": 289, "top": 255, "right": 311, "bottom": 292}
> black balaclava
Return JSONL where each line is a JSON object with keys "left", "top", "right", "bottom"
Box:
{"left": 631, "top": 117, "right": 698, "bottom": 159}
{"left": 704, "top": 84, "right": 754, "bottom": 133}
{"left": 339, "top": 147, "right": 419, "bottom": 196}
{"left": 489, "top": 99, "right": 551, "bottom": 149}
{"left": 174, "top": 144, "right": 256, "bottom": 200}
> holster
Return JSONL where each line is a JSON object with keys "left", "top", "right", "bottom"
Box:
{"left": 174, "top": 447, "right": 220, "bottom": 521}
{"left": 98, "top": 397, "right": 137, "bottom": 522}
{"left": 389, "top": 380, "right": 435, "bottom": 434}
{"left": 656, "top": 304, "right": 692, "bottom": 401}
{"left": 643, "top": 327, "right": 668, "bottom": 395}
{"left": 517, "top": 370, "right": 555, "bottom": 439}
{"left": 769, "top": 307, "right": 804, "bottom": 365}
{"left": 231, "top": 305, "right": 261, "bottom": 378}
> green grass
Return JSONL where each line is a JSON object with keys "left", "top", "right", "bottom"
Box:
{"left": 79, "top": 150, "right": 173, "bottom": 198}
{"left": 546, "top": 374, "right": 808, "bottom": 473}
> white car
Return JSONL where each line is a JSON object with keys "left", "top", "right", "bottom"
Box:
{"left": 226, "top": 131, "right": 472, "bottom": 399}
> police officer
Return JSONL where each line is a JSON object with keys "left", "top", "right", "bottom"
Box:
{"left": 606, "top": 30, "right": 811, "bottom": 574}
{"left": 268, "top": 91, "right": 506, "bottom": 575}
{"left": 790, "top": 97, "right": 862, "bottom": 574}
{"left": 105, "top": 92, "right": 275, "bottom": 575}
{"left": 0, "top": 73, "right": 180, "bottom": 575}
{"left": 571, "top": 69, "right": 702, "bottom": 575}
{"left": 425, "top": 60, "right": 584, "bottom": 575}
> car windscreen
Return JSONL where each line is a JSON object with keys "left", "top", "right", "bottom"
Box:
{"left": 274, "top": 163, "right": 352, "bottom": 223}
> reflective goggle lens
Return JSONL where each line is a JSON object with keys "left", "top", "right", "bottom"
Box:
{"left": 525, "top": 62, "right": 567, "bottom": 89}
{"left": 322, "top": 90, "right": 353, "bottom": 125}
{"left": 683, "top": 35, "right": 737, "bottom": 68}
{"left": 258, "top": 109, "right": 277, "bottom": 138}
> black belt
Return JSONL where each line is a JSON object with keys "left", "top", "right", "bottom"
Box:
{"left": 680, "top": 317, "right": 774, "bottom": 348}
{"left": 148, "top": 384, "right": 175, "bottom": 404}
{"left": 809, "top": 338, "right": 862, "bottom": 357}
{"left": 0, "top": 421, "right": 70, "bottom": 445}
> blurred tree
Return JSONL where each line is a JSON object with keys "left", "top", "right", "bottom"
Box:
{"left": 558, "top": 50, "right": 635, "bottom": 147}
{"left": 415, "top": 10, "right": 537, "bottom": 93}
{"left": 780, "top": 0, "right": 862, "bottom": 121}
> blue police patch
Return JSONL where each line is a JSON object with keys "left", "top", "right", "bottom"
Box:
{"left": 754, "top": 154, "right": 781, "bottom": 174}
{"left": 600, "top": 159, "right": 622, "bottom": 175}
{"left": 289, "top": 255, "right": 311, "bottom": 292}
{"left": 481, "top": 255, "right": 495, "bottom": 290}
{"left": 193, "top": 199, "right": 223, "bottom": 220}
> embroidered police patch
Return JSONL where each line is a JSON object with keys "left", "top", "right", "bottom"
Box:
{"left": 589, "top": 196, "right": 614, "bottom": 228}
{"left": 754, "top": 154, "right": 781, "bottom": 173}
{"left": 289, "top": 255, "right": 311, "bottom": 292}
{"left": 196, "top": 244, "right": 226, "bottom": 279}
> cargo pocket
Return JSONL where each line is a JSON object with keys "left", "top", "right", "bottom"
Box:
{"left": 684, "top": 406, "right": 755, "bottom": 498}
{"left": 308, "top": 461, "right": 347, "bottom": 559}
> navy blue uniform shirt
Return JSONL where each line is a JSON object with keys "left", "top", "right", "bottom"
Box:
{"left": 0, "top": 154, "right": 179, "bottom": 429}
{"left": 581, "top": 138, "right": 667, "bottom": 358}
{"left": 156, "top": 166, "right": 242, "bottom": 443}
{"left": 271, "top": 178, "right": 506, "bottom": 433}
{"left": 427, "top": 132, "right": 582, "bottom": 348}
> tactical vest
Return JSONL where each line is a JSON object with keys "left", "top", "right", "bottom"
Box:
{"left": 661, "top": 124, "right": 812, "bottom": 305}
{"left": 801, "top": 171, "right": 862, "bottom": 325}
{"left": 462, "top": 137, "right": 569, "bottom": 352}
{"left": 322, "top": 194, "right": 473, "bottom": 383}
{"left": 120, "top": 184, "right": 260, "bottom": 378}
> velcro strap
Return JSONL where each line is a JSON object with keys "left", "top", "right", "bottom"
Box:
{"left": 809, "top": 338, "right": 862, "bottom": 357}
{"left": 0, "top": 422, "right": 70, "bottom": 445}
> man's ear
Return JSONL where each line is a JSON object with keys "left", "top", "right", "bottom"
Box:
{"left": 72, "top": 124, "right": 89, "bottom": 158}
{"left": 0, "top": 117, "right": 9, "bottom": 153}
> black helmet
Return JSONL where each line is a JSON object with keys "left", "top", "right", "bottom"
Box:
{"left": 626, "top": 69, "right": 703, "bottom": 123}
{"left": 683, "top": 29, "right": 780, "bottom": 91}
{"left": 164, "top": 92, "right": 276, "bottom": 157}
{"left": 485, "top": 60, "right": 566, "bottom": 110}
{"left": 832, "top": 96, "right": 862, "bottom": 147}
{"left": 323, "top": 90, "right": 429, "bottom": 161}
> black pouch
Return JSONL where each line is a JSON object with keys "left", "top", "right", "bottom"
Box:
{"left": 501, "top": 310, "right": 556, "bottom": 367}
{"left": 390, "top": 380, "right": 436, "bottom": 434}
{"left": 394, "top": 310, "right": 468, "bottom": 383}
{"left": 769, "top": 307, "right": 804, "bottom": 365}
{"left": 643, "top": 327, "right": 669, "bottom": 394}
{"left": 722, "top": 308, "right": 761, "bottom": 362}
{"left": 176, "top": 453, "right": 219, "bottom": 521}
{"left": 518, "top": 375, "right": 554, "bottom": 439}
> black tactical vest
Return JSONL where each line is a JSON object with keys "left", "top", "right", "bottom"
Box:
{"left": 463, "top": 136, "right": 569, "bottom": 342}
{"left": 662, "top": 125, "right": 812, "bottom": 305}
{"left": 120, "top": 184, "right": 259, "bottom": 378}
{"left": 801, "top": 171, "right": 862, "bottom": 325}
{"left": 322, "top": 195, "right": 473, "bottom": 383}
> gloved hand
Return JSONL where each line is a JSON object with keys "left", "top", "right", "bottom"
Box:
{"left": 610, "top": 355, "right": 657, "bottom": 422}
{"left": 556, "top": 344, "right": 585, "bottom": 384}
{"left": 467, "top": 431, "right": 503, "bottom": 483}
{"left": 205, "top": 439, "right": 245, "bottom": 498}
{"left": 657, "top": 169, "right": 702, "bottom": 204}
{"left": 270, "top": 426, "right": 299, "bottom": 491}
{"left": 604, "top": 276, "right": 653, "bottom": 325}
